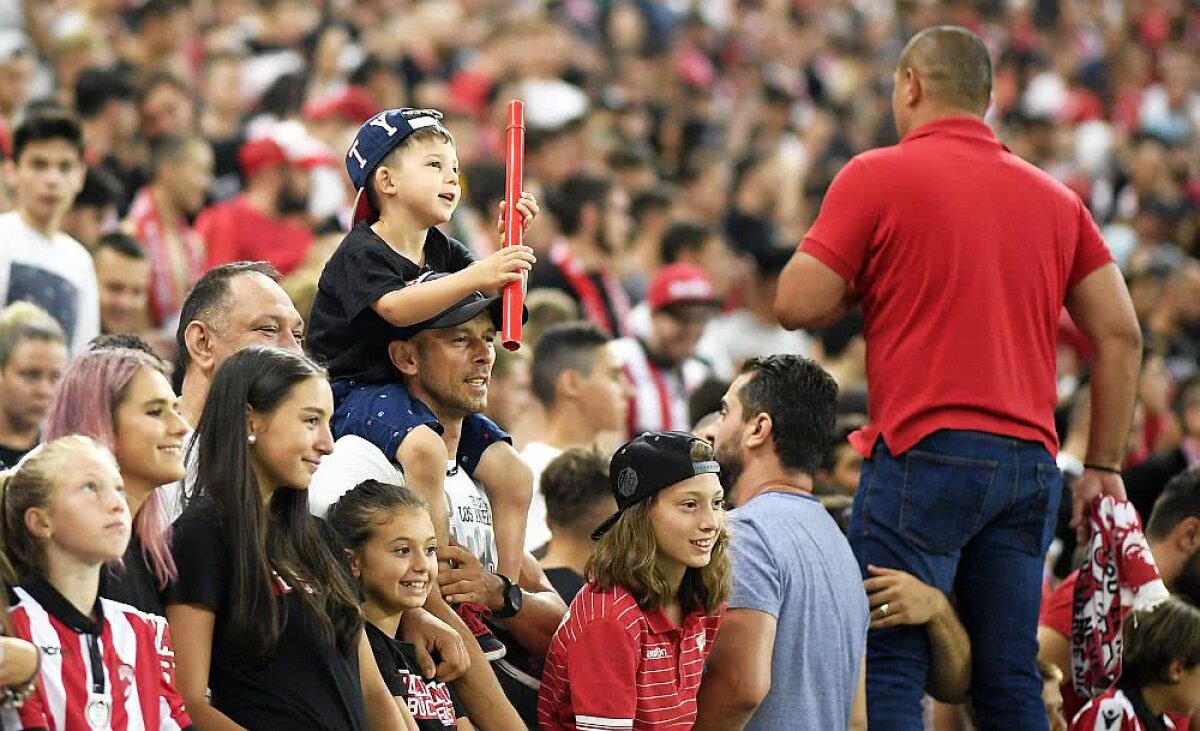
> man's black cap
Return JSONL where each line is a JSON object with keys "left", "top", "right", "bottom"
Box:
{"left": 592, "top": 430, "right": 721, "bottom": 540}
{"left": 391, "top": 271, "right": 528, "bottom": 340}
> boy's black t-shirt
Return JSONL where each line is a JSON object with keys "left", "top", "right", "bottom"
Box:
{"left": 167, "top": 498, "right": 368, "bottom": 731}
{"left": 308, "top": 223, "right": 475, "bottom": 382}
{"left": 364, "top": 621, "right": 464, "bottom": 730}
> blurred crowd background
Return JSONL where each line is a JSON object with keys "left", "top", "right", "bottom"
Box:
{"left": 0, "top": 0, "right": 1197, "bottom": 553}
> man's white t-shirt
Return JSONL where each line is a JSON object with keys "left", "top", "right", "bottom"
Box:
{"left": 308, "top": 434, "right": 406, "bottom": 517}
{"left": 306, "top": 437, "right": 498, "bottom": 575}
{"left": 519, "top": 441, "right": 564, "bottom": 552}
{"left": 0, "top": 211, "right": 99, "bottom": 354}
{"left": 445, "top": 460, "right": 498, "bottom": 573}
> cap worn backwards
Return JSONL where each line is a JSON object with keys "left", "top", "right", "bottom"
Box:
{"left": 346, "top": 108, "right": 448, "bottom": 224}
{"left": 591, "top": 430, "right": 721, "bottom": 540}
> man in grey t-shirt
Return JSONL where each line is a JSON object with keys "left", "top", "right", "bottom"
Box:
{"left": 695, "top": 355, "right": 869, "bottom": 731}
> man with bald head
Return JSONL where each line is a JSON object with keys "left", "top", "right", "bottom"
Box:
{"left": 775, "top": 26, "right": 1142, "bottom": 729}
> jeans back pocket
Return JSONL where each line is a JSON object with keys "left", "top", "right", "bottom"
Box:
{"left": 900, "top": 450, "right": 998, "bottom": 554}
{"left": 1016, "top": 462, "right": 1063, "bottom": 557}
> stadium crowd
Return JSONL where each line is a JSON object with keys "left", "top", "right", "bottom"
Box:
{"left": 0, "top": 0, "right": 1197, "bottom": 729}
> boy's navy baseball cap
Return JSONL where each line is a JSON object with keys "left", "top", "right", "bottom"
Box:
{"left": 591, "top": 431, "right": 721, "bottom": 540}
{"left": 346, "top": 107, "right": 448, "bottom": 224}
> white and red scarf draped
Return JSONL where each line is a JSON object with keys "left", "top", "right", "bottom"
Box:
{"left": 127, "top": 187, "right": 205, "bottom": 327}
{"left": 549, "top": 241, "right": 631, "bottom": 337}
{"left": 1072, "top": 496, "right": 1170, "bottom": 700}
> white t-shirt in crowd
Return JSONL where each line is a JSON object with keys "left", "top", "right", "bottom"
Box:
{"left": 445, "top": 460, "right": 498, "bottom": 573}
{"left": 519, "top": 441, "right": 564, "bottom": 552}
{"left": 0, "top": 211, "right": 99, "bottom": 354}
{"left": 306, "top": 437, "right": 498, "bottom": 575}
{"left": 698, "top": 309, "right": 811, "bottom": 381}
{"left": 308, "top": 435, "right": 405, "bottom": 517}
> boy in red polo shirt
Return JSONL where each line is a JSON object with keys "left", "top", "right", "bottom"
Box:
{"left": 538, "top": 431, "right": 729, "bottom": 730}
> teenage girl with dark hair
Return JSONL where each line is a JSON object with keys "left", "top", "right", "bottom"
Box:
{"left": 165, "top": 346, "right": 414, "bottom": 730}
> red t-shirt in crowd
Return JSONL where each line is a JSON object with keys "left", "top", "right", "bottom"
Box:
{"left": 1040, "top": 571, "right": 1189, "bottom": 728}
{"left": 195, "top": 194, "right": 313, "bottom": 275}
{"left": 537, "top": 583, "right": 723, "bottom": 731}
{"left": 799, "top": 116, "right": 1114, "bottom": 458}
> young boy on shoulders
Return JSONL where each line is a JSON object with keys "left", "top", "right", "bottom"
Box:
{"left": 308, "top": 108, "right": 537, "bottom": 656}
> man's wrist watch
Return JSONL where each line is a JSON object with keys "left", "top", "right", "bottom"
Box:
{"left": 493, "top": 574, "right": 523, "bottom": 619}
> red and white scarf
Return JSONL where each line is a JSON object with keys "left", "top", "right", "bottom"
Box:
{"left": 1071, "top": 496, "right": 1170, "bottom": 699}
{"left": 127, "top": 187, "right": 205, "bottom": 327}
{"left": 549, "top": 241, "right": 631, "bottom": 337}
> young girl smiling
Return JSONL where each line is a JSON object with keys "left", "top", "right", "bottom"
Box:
{"left": 328, "top": 479, "right": 472, "bottom": 730}
{"left": 538, "top": 431, "right": 731, "bottom": 731}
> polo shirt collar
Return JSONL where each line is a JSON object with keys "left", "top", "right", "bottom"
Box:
{"left": 20, "top": 573, "right": 105, "bottom": 635}
{"left": 643, "top": 603, "right": 705, "bottom": 635}
{"left": 901, "top": 115, "right": 998, "bottom": 146}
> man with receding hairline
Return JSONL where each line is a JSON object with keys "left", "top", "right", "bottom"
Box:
{"left": 775, "top": 24, "right": 1142, "bottom": 730}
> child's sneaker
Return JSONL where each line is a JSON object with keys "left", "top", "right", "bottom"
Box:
{"left": 456, "top": 602, "right": 506, "bottom": 661}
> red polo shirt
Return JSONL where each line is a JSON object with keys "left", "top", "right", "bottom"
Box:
{"left": 537, "top": 583, "right": 722, "bottom": 731}
{"left": 799, "top": 116, "right": 1113, "bottom": 458}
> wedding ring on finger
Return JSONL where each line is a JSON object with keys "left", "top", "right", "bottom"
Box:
{"left": 879, "top": 602, "right": 890, "bottom": 618}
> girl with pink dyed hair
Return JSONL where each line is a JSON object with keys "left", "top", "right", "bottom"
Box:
{"left": 44, "top": 339, "right": 189, "bottom": 615}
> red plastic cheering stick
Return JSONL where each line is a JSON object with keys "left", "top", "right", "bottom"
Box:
{"left": 501, "top": 100, "right": 526, "bottom": 351}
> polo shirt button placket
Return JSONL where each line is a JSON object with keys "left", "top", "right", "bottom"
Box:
{"left": 671, "top": 627, "right": 685, "bottom": 689}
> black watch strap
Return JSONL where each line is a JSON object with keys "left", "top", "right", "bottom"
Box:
{"left": 493, "top": 574, "right": 522, "bottom": 618}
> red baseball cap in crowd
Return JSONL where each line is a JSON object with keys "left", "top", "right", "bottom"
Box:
{"left": 646, "top": 263, "right": 721, "bottom": 311}
{"left": 238, "top": 134, "right": 332, "bottom": 178}
{"left": 238, "top": 137, "right": 289, "bottom": 177}
{"left": 302, "top": 86, "right": 378, "bottom": 124}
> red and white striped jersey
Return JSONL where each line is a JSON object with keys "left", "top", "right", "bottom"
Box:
{"left": 1071, "top": 687, "right": 1178, "bottom": 731}
{"left": 537, "top": 583, "right": 722, "bottom": 731}
{"left": 1, "top": 576, "right": 191, "bottom": 731}
{"left": 611, "top": 337, "right": 712, "bottom": 436}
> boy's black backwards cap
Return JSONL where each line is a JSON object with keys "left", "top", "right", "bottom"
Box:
{"left": 388, "top": 272, "right": 529, "bottom": 341}
{"left": 591, "top": 431, "right": 721, "bottom": 540}
{"left": 347, "top": 108, "right": 448, "bottom": 223}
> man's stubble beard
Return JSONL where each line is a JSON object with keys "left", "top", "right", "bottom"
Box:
{"left": 420, "top": 372, "right": 489, "bottom": 417}
{"left": 715, "top": 442, "right": 743, "bottom": 503}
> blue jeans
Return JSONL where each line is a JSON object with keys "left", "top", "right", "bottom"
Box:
{"left": 848, "top": 430, "right": 1062, "bottom": 731}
